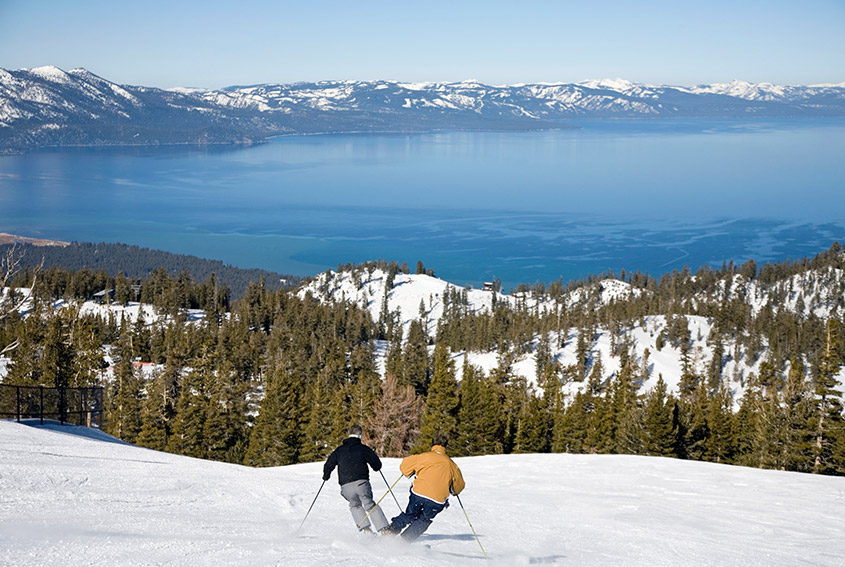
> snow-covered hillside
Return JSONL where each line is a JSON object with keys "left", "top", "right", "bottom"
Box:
{"left": 1, "top": 420, "right": 843, "bottom": 567}
{"left": 6, "top": 287, "right": 168, "bottom": 325}
{"left": 299, "top": 267, "right": 845, "bottom": 404}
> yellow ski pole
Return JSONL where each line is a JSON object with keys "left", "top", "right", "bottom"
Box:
{"left": 380, "top": 469, "right": 404, "bottom": 512}
{"left": 356, "top": 474, "right": 403, "bottom": 529}
{"left": 456, "top": 493, "right": 488, "bottom": 560}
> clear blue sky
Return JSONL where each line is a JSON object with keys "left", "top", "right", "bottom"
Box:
{"left": 1, "top": 0, "right": 843, "bottom": 89}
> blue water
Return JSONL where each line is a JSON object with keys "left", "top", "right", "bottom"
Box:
{"left": 2, "top": 118, "right": 844, "bottom": 290}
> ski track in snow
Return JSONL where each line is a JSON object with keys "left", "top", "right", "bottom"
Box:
{"left": 2, "top": 420, "right": 844, "bottom": 566}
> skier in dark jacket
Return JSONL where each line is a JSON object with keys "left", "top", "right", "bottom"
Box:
{"left": 323, "top": 424, "right": 390, "bottom": 534}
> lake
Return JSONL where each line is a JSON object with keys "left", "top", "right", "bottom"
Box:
{"left": 1, "top": 118, "right": 844, "bottom": 291}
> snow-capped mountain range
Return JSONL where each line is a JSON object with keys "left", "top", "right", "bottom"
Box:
{"left": 2, "top": 65, "right": 844, "bottom": 153}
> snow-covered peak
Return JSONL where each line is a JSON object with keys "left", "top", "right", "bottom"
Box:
{"left": 562, "top": 278, "right": 643, "bottom": 307}
{"left": 27, "top": 65, "right": 72, "bottom": 84}
{"left": 167, "top": 86, "right": 210, "bottom": 95}
{"left": 683, "top": 80, "right": 795, "bottom": 101}
{"left": 396, "top": 81, "right": 437, "bottom": 91}
{"left": 298, "top": 268, "right": 510, "bottom": 336}
{"left": 578, "top": 78, "right": 644, "bottom": 93}
{"left": 66, "top": 68, "right": 98, "bottom": 81}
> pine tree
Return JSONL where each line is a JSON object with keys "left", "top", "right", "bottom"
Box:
{"left": 384, "top": 328, "right": 404, "bottom": 381}
{"left": 104, "top": 331, "right": 142, "bottom": 443}
{"left": 136, "top": 368, "right": 172, "bottom": 451}
{"left": 610, "top": 350, "right": 643, "bottom": 454}
{"left": 514, "top": 390, "right": 551, "bottom": 453}
{"left": 203, "top": 360, "right": 251, "bottom": 464}
{"left": 42, "top": 312, "right": 74, "bottom": 394}
{"left": 403, "top": 320, "right": 430, "bottom": 396}
{"left": 679, "top": 373, "right": 710, "bottom": 461}
{"left": 455, "top": 360, "right": 502, "bottom": 456}
{"left": 244, "top": 365, "right": 305, "bottom": 467}
{"left": 166, "top": 366, "right": 208, "bottom": 458}
{"left": 780, "top": 356, "right": 814, "bottom": 472}
{"left": 810, "top": 320, "right": 845, "bottom": 475}
{"left": 346, "top": 342, "right": 381, "bottom": 426}
{"left": 300, "top": 377, "right": 335, "bottom": 463}
{"left": 705, "top": 380, "right": 734, "bottom": 463}
{"left": 516, "top": 335, "right": 560, "bottom": 454}
{"left": 554, "top": 390, "right": 590, "bottom": 453}
{"left": 416, "top": 342, "right": 459, "bottom": 451}
{"left": 732, "top": 392, "right": 756, "bottom": 467}
{"left": 642, "top": 376, "right": 676, "bottom": 457}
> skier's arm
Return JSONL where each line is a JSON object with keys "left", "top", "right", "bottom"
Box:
{"left": 323, "top": 450, "right": 338, "bottom": 481}
{"left": 449, "top": 461, "right": 466, "bottom": 495}
{"left": 399, "top": 455, "right": 417, "bottom": 477}
{"left": 364, "top": 447, "right": 382, "bottom": 472}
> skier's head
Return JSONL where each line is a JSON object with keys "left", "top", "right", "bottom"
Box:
{"left": 432, "top": 433, "right": 448, "bottom": 448}
{"left": 348, "top": 424, "right": 363, "bottom": 438}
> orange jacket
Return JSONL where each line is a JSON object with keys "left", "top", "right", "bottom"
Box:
{"left": 400, "top": 445, "right": 465, "bottom": 504}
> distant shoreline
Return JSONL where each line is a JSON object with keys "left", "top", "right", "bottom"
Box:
{"left": 0, "top": 233, "right": 69, "bottom": 247}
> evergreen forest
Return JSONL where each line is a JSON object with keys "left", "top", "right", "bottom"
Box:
{"left": 1, "top": 244, "right": 844, "bottom": 477}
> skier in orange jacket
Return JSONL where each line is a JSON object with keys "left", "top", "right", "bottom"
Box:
{"left": 386, "top": 434, "right": 465, "bottom": 541}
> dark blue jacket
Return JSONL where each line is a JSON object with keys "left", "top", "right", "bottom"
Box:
{"left": 323, "top": 436, "right": 382, "bottom": 485}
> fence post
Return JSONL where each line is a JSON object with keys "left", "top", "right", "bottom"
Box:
{"left": 40, "top": 386, "right": 44, "bottom": 425}
{"left": 83, "top": 388, "right": 89, "bottom": 427}
{"left": 16, "top": 386, "right": 21, "bottom": 422}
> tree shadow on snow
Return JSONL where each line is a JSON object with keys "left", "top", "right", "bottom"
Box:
{"left": 21, "top": 419, "right": 129, "bottom": 445}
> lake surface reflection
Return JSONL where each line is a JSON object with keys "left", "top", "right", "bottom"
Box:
{"left": 1, "top": 118, "right": 844, "bottom": 290}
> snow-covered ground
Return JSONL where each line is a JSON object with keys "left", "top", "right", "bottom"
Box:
{"left": 2, "top": 420, "right": 843, "bottom": 567}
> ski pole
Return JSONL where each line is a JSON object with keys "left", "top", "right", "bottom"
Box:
{"left": 455, "top": 493, "right": 488, "bottom": 560}
{"left": 356, "top": 474, "right": 403, "bottom": 529}
{"left": 380, "top": 469, "right": 403, "bottom": 512}
{"left": 296, "top": 480, "right": 326, "bottom": 533}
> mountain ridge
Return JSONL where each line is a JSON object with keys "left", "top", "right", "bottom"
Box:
{"left": 3, "top": 65, "right": 844, "bottom": 154}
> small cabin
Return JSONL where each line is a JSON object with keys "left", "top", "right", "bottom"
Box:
{"left": 482, "top": 282, "right": 495, "bottom": 292}
{"left": 91, "top": 289, "right": 114, "bottom": 304}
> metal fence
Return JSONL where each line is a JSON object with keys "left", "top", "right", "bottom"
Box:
{"left": 0, "top": 384, "right": 104, "bottom": 428}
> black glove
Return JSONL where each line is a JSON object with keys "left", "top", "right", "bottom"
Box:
{"left": 323, "top": 474, "right": 330, "bottom": 481}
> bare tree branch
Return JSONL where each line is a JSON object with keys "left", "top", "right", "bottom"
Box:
{"left": 1, "top": 244, "right": 44, "bottom": 356}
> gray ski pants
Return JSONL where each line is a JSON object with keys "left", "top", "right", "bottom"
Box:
{"left": 340, "top": 479, "right": 388, "bottom": 531}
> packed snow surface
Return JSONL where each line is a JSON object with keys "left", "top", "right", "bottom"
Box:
{"left": 2, "top": 420, "right": 843, "bottom": 566}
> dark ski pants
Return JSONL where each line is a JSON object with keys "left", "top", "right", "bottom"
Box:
{"left": 340, "top": 479, "right": 389, "bottom": 531}
{"left": 389, "top": 490, "right": 447, "bottom": 542}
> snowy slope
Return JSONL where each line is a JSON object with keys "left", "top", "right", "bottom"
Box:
{"left": 1, "top": 420, "right": 844, "bottom": 567}
{"left": 298, "top": 268, "right": 845, "bottom": 404}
